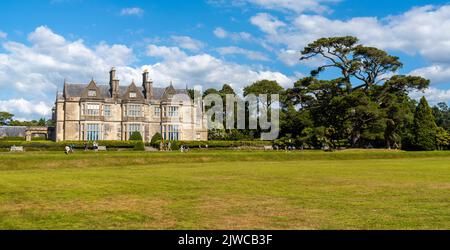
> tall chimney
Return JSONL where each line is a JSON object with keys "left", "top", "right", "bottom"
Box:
{"left": 109, "top": 67, "right": 119, "bottom": 98}
{"left": 142, "top": 69, "right": 153, "bottom": 100}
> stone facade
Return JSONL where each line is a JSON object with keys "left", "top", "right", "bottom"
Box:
{"left": 54, "top": 68, "right": 207, "bottom": 142}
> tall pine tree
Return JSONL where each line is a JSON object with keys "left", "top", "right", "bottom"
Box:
{"left": 412, "top": 97, "right": 437, "bottom": 151}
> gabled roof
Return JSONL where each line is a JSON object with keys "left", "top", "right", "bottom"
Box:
{"left": 121, "top": 80, "right": 145, "bottom": 101}
{"left": 63, "top": 82, "right": 189, "bottom": 101}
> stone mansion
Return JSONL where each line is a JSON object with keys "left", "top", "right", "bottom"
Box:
{"left": 54, "top": 67, "right": 208, "bottom": 142}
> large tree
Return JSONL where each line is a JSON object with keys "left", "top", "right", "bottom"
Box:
{"left": 292, "top": 36, "right": 429, "bottom": 148}
{"left": 0, "top": 111, "right": 14, "bottom": 125}
{"left": 300, "top": 36, "right": 403, "bottom": 93}
{"left": 412, "top": 97, "right": 437, "bottom": 151}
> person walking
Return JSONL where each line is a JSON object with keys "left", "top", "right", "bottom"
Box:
{"left": 65, "top": 145, "right": 71, "bottom": 155}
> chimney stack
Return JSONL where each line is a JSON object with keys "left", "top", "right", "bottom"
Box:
{"left": 109, "top": 67, "right": 119, "bottom": 98}
{"left": 142, "top": 69, "right": 153, "bottom": 100}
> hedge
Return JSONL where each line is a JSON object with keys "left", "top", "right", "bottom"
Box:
{"left": 181, "top": 140, "right": 272, "bottom": 148}
{"left": 147, "top": 140, "right": 272, "bottom": 150}
{"left": 0, "top": 140, "right": 139, "bottom": 151}
{"left": 0, "top": 136, "right": 25, "bottom": 141}
{"left": 1, "top": 139, "right": 273, "bottom": 151}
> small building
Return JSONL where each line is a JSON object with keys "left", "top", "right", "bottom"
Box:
{"left": 53, "top": 67, "right": 207, "bottom": 142}
{"left": 0, "top": 126, "right": 27, "bottom": 138}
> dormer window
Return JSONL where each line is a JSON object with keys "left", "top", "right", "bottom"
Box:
{"left": 129, "top": 92, "right": 137, "bottom": 98}
{"left": 88, "top": 90, "right": 97, "bottom": 97}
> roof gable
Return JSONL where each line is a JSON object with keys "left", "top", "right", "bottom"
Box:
{"left": 121, "top": 81, "right": 145, "bottom": 102}
{"left": 80, "top": 80, "right": 103, "bottom": 100}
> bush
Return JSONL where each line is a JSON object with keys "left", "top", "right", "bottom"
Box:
{"left": 0, "top": 136, "right": 25, "bottom": 141}
{"left": 150, "top": 133, "right": 162, "bottom": 147}
{"left": 178, "top": 140, "right": 272, "bottom": 149}
{"left": 134, "top": 141, "right": 145, "bottom": 151}
{"left": 129, "top": 131, "right": 143, "bottom": 141}
{"left": 0, "top": 140, "right": 139, "bottom": 151}
{"left": 169, "top": 141, "right": 180, "bottom": 150}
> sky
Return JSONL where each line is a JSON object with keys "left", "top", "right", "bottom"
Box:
{"left": 1, "top": 0, "right": 450, "bottom": 120}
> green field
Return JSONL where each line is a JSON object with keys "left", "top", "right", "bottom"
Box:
{"left": 0, "top": 150, "right": 449, "bottom": 229}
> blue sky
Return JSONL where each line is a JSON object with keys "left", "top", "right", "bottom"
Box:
{"left": 1, "top": 0, "right": 450, "bottom": 119}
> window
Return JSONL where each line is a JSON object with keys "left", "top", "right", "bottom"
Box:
{"left": 128, "top": 124, "right": 140, "bottom": 138}
{"left": 155, "top": 107, "right": 161, "bottom": 117}
{"left": 86, "top": 104, "right": 100, "bottom": 116}
{"left": 127, "top": 104, "right": 141, "bottom": 117}
{"left": 168, "top": 106, "right": 179, "bottom": 117}
{"left": 88, "top": 90, "right": 97, "bottom": 97}
{"left": 129, "top": 92, "right": 137, "bottom": 98}
{"left": 86, "top": 124, "right": 100, "bottom": 141}
{"left": 104, "top": 105, "right": 111, "bottom": 116}
{"left": 162, "top": 125, "right": 179, "bottom": 141}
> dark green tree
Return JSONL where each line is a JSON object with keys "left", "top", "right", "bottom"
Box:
{"left": 0, "top": 111, "right": 14, "bottom": 125}
{"left": 432, "top": 102, "right": 450, "bottom": 131}
{"left": 129, "top": 131, "right": 143, "bottom": 141}
{"left": 412, "top": 97, "right": 437, "bottom": 151}
{"left": 243, "top": 80, "right": 284, "bottom": 108}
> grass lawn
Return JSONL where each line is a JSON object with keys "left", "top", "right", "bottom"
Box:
{"left": 0, "top": 150, "right": 449, "bottom": 229}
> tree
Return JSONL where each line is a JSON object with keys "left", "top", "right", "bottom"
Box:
{"left": 0, "top": 111, "right": 14, "bottom": 125}
{"left": 301, "top": 36, "right": 358, "bottom": 92}
{"left": 243, "top": 80, "right": 284, "bottom": 108}
{"left": 129, "top": 131, "right": 143, "bottom": 141}
{"left": 412, "top": 97, "right": 437, "bottom": 151}
{"left": 436, "top": 127, "right": 450, "bottom": 150}
{"left": 378, "top": 75, "right": 429, "bottom": 149}
{"left": 300, "top": 36, "right": 403, "bottom": 93}
{"left": 432, "top": 102, "right": 450, "bottom": 132}
{"left": 37, "top": 118, "right": 46, "bottom": 126}
{"left": 352, "top": 45, "right": 402, "bottom": 90}
{"left": 295, "top": 37, "right": 430, "bottom": 148}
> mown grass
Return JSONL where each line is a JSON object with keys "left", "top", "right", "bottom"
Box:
{"left": 0, "top": 150, "right": 449, "bottom": 229}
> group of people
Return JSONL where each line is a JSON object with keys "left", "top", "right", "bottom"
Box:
{"left": 64, "top": 141, "right": 99, "bottom": 155}
{"left": 272, "top": 145, "right": 300, "bottom": 151}
{"left": 64, "top": 144, "right": 75, "bottom": 154}
{"left": 180, "top": 145, "right": 190, "bottom": 153}
{"left": 159, "top": 141, "right": 172, "bottom": 151}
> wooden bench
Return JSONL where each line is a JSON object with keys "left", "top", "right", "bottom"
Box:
{"left": 97, "top": 146, "right": 107, "bottom": 151}
{"left": 10, "top": 146, "right": 24, "bottom": 152}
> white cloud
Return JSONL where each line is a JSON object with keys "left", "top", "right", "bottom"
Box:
{"left": 209, "top": 0, "right": 339, "bottom": 14}
{"left": 0, "top": 99, "right": 51, "bottom": 118}
{"left": 248, "top": 4, "right": 450, "bottom": 80}
{"left": 171, "top": 36, "right": 205, "bottom": 52}
{"left": 214, "top": 27, "right": 228, "bottom": 38}
{"left": 0, "top": 26, "right": 137, "bottom": 119}
{"left": 0, "top": 31, "right": 7, "bottom": 39}
{"left": 0, "top": 26, "right": 295, "bottom": 119}
{"left": 147, "top": 44, "right": 187, "bottom": 60}
{"left": 217, "top": 46, "right": 269, "bottom": 61}
{"left": 250, "top": 13, "right": 286, "bottom": 35}
{"left": 410, "top": 87, "right": 450, "bottom": 105}
{"left": 243, "top": 0, "right": 339, "bottom": 14}
{"left": 410, "top": 65, "right": 450, "bottom": 85}
{"left": 144, "top": 44, "right": 294, "bottom": 90}
{"left": 120, "top": 7, "right": 144, "bottom": 17}
{"left": 213, "top": 27, "right": 253, "bottom": 42}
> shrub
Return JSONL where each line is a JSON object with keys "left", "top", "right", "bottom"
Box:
{"left": 134, "top": 141, "right": 145, "bottom": 151}
{"left": 169, "top": 141, "right": 180, "bottom": 150}
{"left": 129, "top": 131, "right": 143, "bottom": 141}
{"left": 178, "top": 140, "right": 272, "bottom": 149}
{"left": 0, "top": 140, "right": 139, "bottom": 151}
{"left": 150, "top": 133, "right": 162, "bottom": 148}
{"left": 0, "top": 136, "right": 25, "bottom": 141}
